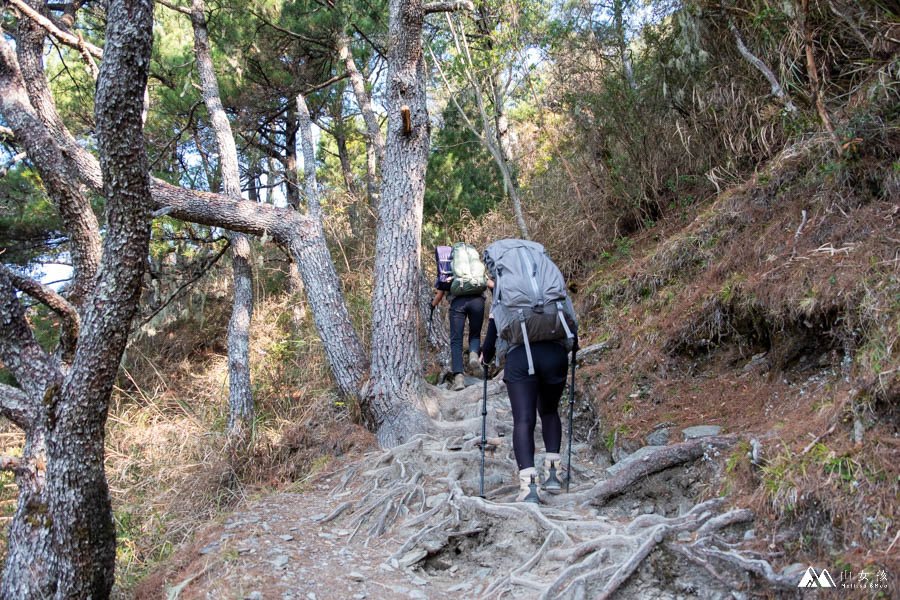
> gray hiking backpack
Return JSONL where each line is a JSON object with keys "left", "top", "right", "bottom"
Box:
{"left": 450, "top": 242, "right": 488, "bottom": 297}
{"left": 483, "top": 239, "right": 577, "bottom": 374}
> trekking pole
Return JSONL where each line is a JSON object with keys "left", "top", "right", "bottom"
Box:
{"left": 480, "top": 363, "right": 488, "bottom": 498}
{"left": 566, "top": 349, "right": 576, "bottom": 493}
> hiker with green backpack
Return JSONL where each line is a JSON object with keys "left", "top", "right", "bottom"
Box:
{"left": 479, "top": 239, "right": 579, "bottom": 503}
{"left": 431, "top": 243, "right": 489, "bottom": 391}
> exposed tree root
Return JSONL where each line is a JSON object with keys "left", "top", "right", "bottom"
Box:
{"left": 567, "top": 436, "right": 736, "bottom": 507}
{"left": 314, "top": 385, "right": 788, "bottom": 598}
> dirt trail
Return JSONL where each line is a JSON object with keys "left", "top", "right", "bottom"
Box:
{"left": 139, "top": 373, "right": 800, "bottom": 599}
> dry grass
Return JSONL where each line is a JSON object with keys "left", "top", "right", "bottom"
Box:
{"left": 107, "top": 256, "right": 379, "bottom": 588}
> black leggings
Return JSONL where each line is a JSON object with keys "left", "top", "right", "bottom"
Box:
{"left": 507, "top": 380, "right": 566, "bottom": 470}
{"left": 448, "top": 295, "right": 484, "bottom": 374}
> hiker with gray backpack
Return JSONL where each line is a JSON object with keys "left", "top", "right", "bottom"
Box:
{"left": 479, "top": 239, "right": 579, "bottom": 503}
{"left": 431, "top": 243, "right": 489, "bottom": 391}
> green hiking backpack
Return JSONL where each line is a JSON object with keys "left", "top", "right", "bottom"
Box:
{"left": 450, "top": 242, "right": 488, "bottom": 297}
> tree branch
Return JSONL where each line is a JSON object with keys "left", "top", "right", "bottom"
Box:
{"left": 6, "top": 0, "right": 103, "bottom": 59}
{"left": 250, "top": 9, "right": 334, "bottom": 49}
{"left": 0, "top": 454, "right": 35, "bottom": 476}
{"left": 0, "top": 383, "right": 31, "bottom": 429}
{"left": 0, "top": 151, "right": 27, "bottom": 178}
{"left": 424, "top": 0, "right": 474, "bottom": 13}
{"left": 139, "top": 239, "right": 230, "bottom": 328}
{"left": 0, "top": 264, "right": 80, "bottom": 359}
{"left": 156, "top": 0, "right": 192, "bottom": 16}
{"left": 728, "top": 20, "right": 796, "bottom": 113}
{"left": 0, "top": 268, "right": 60, "bottom": 402}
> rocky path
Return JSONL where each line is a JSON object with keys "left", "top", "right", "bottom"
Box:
{"left": 139, "top": 374, "right": 801, "bottom": 599}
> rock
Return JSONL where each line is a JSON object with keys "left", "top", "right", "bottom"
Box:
{"left": 347, "top": 572, "right": 366, "bottom": 582}
{"left": 306, "top": 594, "right": 317, "bottom": 600}
{"left": 449, "top": 565, "right": 459, "bottom": 574}
{"left": 607, "top": 446, "right": 663, "bottom": 476}
{"left": 411, "top": 576, "right": 428, "bottom": 586}
{"left": 317, "top": 533, "right": 335, "bottom": 540}
{"left": 398, "top": 549, "right": 427, "bottom": 569}
{"left": 246, "top": 593, "right": 263, "bottom": 600}
{"left": 199, "top": 543, "right": 219, "bottom": 555}
{"left": 676, "top": 531, "right": 693, "bottom": 542}
{"left": 279, "top": 535, "right": 294, "bottom": 542}
{"left": 645, "top": 428, "right": 670, "bottom": 446}
{"left": 682, "top": 425, "right": 722, "bottom": 440}
{"left": 408, "top": 591, "right": 427, "bottom": 600}
{"left": 743, "top": 529, "right": 756, "bottom": 541}
{"left": 272, "top": 555, "right": 289, "bottom": 568}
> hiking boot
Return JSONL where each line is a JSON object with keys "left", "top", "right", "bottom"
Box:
{"left": 451, "top": 373, "right": 465, "bottom": 391}
{"left": 469, "top": 351, "right": 481, "bottom": 374}
{"left": 516, "top": 467, "right": 541, "bottom": 503}
{"left": 542, "top": 452, "right": 566, "bottom": 493}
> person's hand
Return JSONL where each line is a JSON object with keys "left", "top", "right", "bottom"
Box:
{"left": 429, "top": 304, "right": 435, "bottom": 319}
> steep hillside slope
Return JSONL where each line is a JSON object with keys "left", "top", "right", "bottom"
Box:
{"left": 577, "top": 128, "right": 898, "bottom": 578}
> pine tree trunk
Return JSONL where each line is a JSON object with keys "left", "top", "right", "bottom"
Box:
{"left": 339, "top": 34, "right": 384, "bottom": 210}
{"left": 367, "top": 0, "right": 433, "bottom": 447}
{"left": 46, "top": 0, "right": 154, "bottom": 595}
{"left": 192, "top": 0, "right": 255, "bottom": 438}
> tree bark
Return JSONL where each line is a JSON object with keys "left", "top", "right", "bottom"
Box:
{"left": 367, "top": 0, "right": 433, "bottom": 447}
{"left": 191, "top": 0, "right": 255, "bottom": 438}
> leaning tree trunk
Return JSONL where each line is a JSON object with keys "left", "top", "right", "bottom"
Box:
{"left": 191, "top": 0, "right": 254, "bottom": 438}
{"left": 14, "top": 0, "right": 101, "bottom": 306}
{"left": 366, "top": 0, "right": 433, "bottom": 447}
